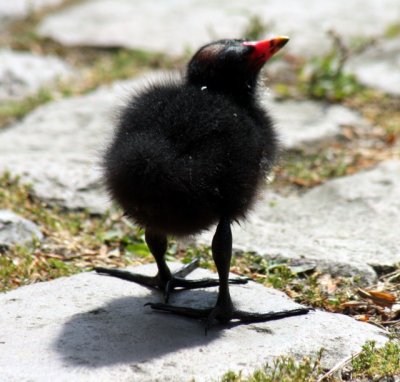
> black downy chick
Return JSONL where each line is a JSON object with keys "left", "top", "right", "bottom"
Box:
{"left": 96, "top": 37, "right": 310, "bottom": 327}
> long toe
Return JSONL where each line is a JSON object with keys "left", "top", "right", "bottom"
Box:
{"left": 164, "top": 276, "right": 249, "bottom": 302}
{"left": 94, "top": 267, "right": 161, "bottom": 289}
{"left": 145, "top": 302, "right": 212, "bottom": 319}
{"left": 232, "top": 307, "right": 312, "bottom": 323}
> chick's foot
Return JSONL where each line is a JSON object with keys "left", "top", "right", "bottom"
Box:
{"left": 95, "top": 258, "right": 248, "bottom": 303}
{"left": 146, "top": 301, "right": 311, "bottom": 333}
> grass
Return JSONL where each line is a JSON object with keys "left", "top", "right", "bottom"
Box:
{"left": 0, "top": 244, "right": 80, "bottom": 291}
{"left": 296, "top": 31, "right": 362, "bottom": 102}
{"left": 350, "top": 341, "right": 400, "bottom": 379}
{"left": 275, "top": 149, "right": 355, "bottom": 187}
{"left": 0, "top": 89, "right": 54, "bottom": 127}
{"left": 0, "top": 172, "right": 151, "bottom": 292}
{"left": 300, "top": 54, "right": 360, "bottom": 102}
{"left": 219, "top": 340, "right": 400, "bottom": 381}
{"left": 220, "top": 350, "right": 324, "bottom": 382}
{"left": 384, "top": 23, "right": 400, "bottom": 39}
{"left": 242, "top": 15, "right": 269, "bottom": 41}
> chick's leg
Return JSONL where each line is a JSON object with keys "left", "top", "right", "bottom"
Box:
{"left": 146, "top": 217, "right": 235, "bottom": 322}
{"left": 95, "top": 231, "right": 170, "bottom": 290}
{"left": 206, "top": 218, "right": 311, "bottom": 326}
{"left": 148, "top": 218, "right": 311, "bottom": 330}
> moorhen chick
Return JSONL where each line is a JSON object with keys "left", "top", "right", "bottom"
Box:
{"left": 96, "top": 37, "right": 310, "bottom": 327}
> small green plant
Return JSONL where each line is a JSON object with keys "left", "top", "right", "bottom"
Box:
{"left": 299, "top": 31, "right": 361, "bottom": 102}
{"left": 351, "top": 340, "right": 400, "bottom": 379}
{"left": 220, "top": 350, "right": 324, "bottom": 382}
{"left": 0, "top": 89, "right": 53, "bottom": 128}
{"left": 242, "top": 15, "right": 269, "bottom": 41}
{"left": 384, "top": 23, "right": 400, "bottom": 39}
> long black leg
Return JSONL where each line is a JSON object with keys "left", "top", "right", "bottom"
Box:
{"left": 95, "top": 230, "right": 169, "bottom": 289}
{"left": 206, "top": 216, "right": 235, "bottom": 324}
{"left": 145, "top": 230, "right": 170, "bottom": 287}
{"left": 147, "top": 217, "right": 311, "bottom": 329}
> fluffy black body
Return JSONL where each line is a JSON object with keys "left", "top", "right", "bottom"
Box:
{"left": 103, "top": 77, "right": 277, "bottom": 236}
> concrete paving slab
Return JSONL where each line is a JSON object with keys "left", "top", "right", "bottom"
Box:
{"left": 348, "top": 38, "right": 400, "bottom": 96}
{"left": 0, "top": 263, "right": 388, "bottom": 381}
{"left": 38, "top": 0, "right": 400, "bottom": 57}
{"left": 0, "top": 49, "right": 74, "bottom": 101}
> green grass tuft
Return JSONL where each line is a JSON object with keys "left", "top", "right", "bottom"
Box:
{"left": 0, "top": 172, "right": 150, "bottom": 292}
{"left": 0, "top": 89, "right": 53, "bottom": 128}
{"left": 242, "top": 15, "right": 269, "bottom": 41}
{"left": 351, "top": 341, "right": 400, "bottom": 379}
{"left": 220, "top": 350, "right": 324, "bottom": 382}
{"left": 384, "top": 23, "right": 400, "bottom": 39}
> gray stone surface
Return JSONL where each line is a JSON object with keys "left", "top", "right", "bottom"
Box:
{"left": 0, "top": 263, "right": 388, "bottom": 381}
{"left": 0, "top": 77, "right": 133, "bottom": 212}
{"left": 0, "top": 0, "right": 64, "bottom": 21}
{"left": 348, "top": 38, "right": 400, "bottom": 96}
{"left": 0, "top": 74, "right": 353, "bottom": 212}
{"left": 198, "top": 161, "right": 400, "bottom": 279}
{"left": 264, "top": 97, "right": 366, "bottom": 149}
{"left": 38, "top": 0, "right": 400, "bottom": 57}
{"left": 0, "top": 49, "right": 73, "bottom": 101}
{"left": 0, "top": 209, "right": 43, "bottom": 247}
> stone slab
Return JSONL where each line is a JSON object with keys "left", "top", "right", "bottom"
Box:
{"left": 0, "top": 74, "right": 359, "bottom": 212}
{"left": 348, "top": 38, "right": 400, "bottom": 96}
{"left": 0, "top": 209, "right": 43, "bottom": 247}
{"left": 0, "top": 49, "right": 74, "bottom": 101}
{"left": 0, "top": 263, "right": 388, "bottom": 381}
{"left": 198, "top": 161, "right": 400, "bottom": 279}
{"left": 0, "top": 77, "right": 132, "bottom": 212}
{"left": 38, "top": 0, "right": 400, "bottom": 57}
{"left": 264, "top": 98, "right": 366, "bottom": 149}
{"left": 0, "top": 0, "right": 64, "bottom": 21}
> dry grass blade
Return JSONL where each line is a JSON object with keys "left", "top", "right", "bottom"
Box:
{"left": 357, "top": 288, "right": 397, "bottom": 308}
{"left": 316, "top": 351, "right": 362, "bottom": 382}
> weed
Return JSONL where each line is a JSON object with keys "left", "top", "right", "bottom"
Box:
{"left": 384, "top": 23, "right": 400, "bottom": 39}
{"left": 220, "top": 350, "right": 324, "bottom": 382}
{"left": 0, "top": 89, "right": 53, "bottom": 128}
{"left": 351, "top": 341, "right": 400, "bottom": 379}
{"left": 242, "top": 15, "right": 269, "bottom": 41}
{"left": 299, "top": 31, "right": 361, "bottom": 102}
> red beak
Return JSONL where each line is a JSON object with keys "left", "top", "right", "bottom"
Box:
{"left": 243, "top": 36, "right": 289, "bottom": 66}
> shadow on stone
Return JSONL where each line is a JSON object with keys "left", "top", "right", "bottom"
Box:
{"left": 53, "top": 289, "right": 224, "bottom": 367}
